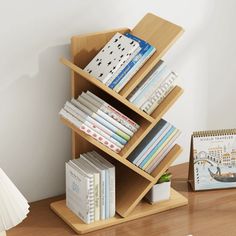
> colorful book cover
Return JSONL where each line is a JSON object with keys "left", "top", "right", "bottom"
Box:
{"left": 192, "top": 130, "right": 236, "bottom": 190}
{"left": 84, "top": 32, "right": 140, "bottom": 84}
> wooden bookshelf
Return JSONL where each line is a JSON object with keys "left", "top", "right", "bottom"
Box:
{"left": 51, "top": 13, "right": 188, "bottom": 234}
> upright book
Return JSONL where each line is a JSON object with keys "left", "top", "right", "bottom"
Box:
{"left": 189, "top": 129, "right": 236, "bottom": 191}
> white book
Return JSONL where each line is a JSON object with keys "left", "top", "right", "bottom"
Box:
{"left": 141, "top": 72, "right": 177, "bottom": 114}
{"left": 66, "top": 100, "right": 127, "bottom": 145}
{"left": 78, "top": 95, "right": 134, "bottom": 137}
{"left": 89, "top": 151, "right": 116, "bottom": 218}
{"left": 131, "top": 67, "right": 172, "bottom": 108}
{"left": 64, "top": 102, "right": 124, "bottom": 149}
{"left": 81, "top": 153, "right": 107, "bottom": 219}
{"left": 72, "top": 158, "right": 100, "bottom": 221}
{"left": 113, "top": 47, "right": 156, "bottom": 93}
{"left": 66, "top": 162, "right": 94, "bottom": 224}
{"left": 84, "top": 32, "right": 140, "bottom": 84}
{"left": 86, "top": 91, "right": 139, "bottom": 131}
{"left": 71, "top": 98, "right": 130, "bottom": 142}
{"left": 128, "top": 60, "right": 166, "bottom": 102}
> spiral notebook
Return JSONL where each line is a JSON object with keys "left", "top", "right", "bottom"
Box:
{"left": 188, "top": 129, "right": 236, "bottom": 191}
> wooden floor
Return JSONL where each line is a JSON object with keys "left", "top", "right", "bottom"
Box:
{"left": 8, "top": 163, "right": 236, "bottom": 236}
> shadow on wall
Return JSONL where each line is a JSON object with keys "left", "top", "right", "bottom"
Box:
{"left": 206, "top": 0, "right": 236, "bottom": 129}
{"left": 0, "top": 44, "right": 72, "bottom": 202}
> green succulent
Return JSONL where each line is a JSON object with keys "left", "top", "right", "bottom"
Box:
{"left": 157, "top": 172, "right": 172, "bottom": 184}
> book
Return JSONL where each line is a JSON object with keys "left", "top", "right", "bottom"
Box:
{"left": 146, "top": 130, "right": 181, "bottom": 173}
{"left": 128, "top": 119, "right": 168, "bottom": 165}
{"left": 59, "top": 109, "right": 121, "bottom": 153}
{"left": 188, "top": 129, "right": 236, "bottom": 191}
{"left": 66, "top": 162, "right": 94, "bottom": 224}
{"left": 78, "top": 94, "right": 134, "bottom": 137}
{"left": 139, "top": 127, "right": 179, "bottom": 169}
{"left": 84, "top": 32, "right": 140, "bottom": 84}
{"left": 107, "top": 33, "right": 155, "bottom": 90}
{"left": 135, "top": 123, "right": 172, "bottom": 167}
{"left": 71, "top": 98, "right": 130, "bottom": 142}
{"left": 128, "top": 60, "right": 166, "bottom": 103}
{"left": 80, "top": 154, "right": 106, "bottom": 220}
{"left": 86, "top": 91, "right": 139, "bottom": 131}
{"left": 131, "top": 66, "right": 171, "bottom": 108}
{"left": 141, "top": 72, "right": 177, "bottom": 114}
{"left": 64, "top": 102, "right": 124, "bottom": 149}
{"left": 90, "top": 151, "right": 115, "bottom": 218}
{"left": 113, "top": 45, "right": 156, "bottom": 93}
{"left": 71, "top": 158, "right": 100, "bottom": 221}
{"left": 67, "top": 100, "right": 127, "bottom": 145}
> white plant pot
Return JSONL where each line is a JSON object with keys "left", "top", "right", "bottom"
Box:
{"left": 146, "top": 181, "right": 171, "bottom": 204}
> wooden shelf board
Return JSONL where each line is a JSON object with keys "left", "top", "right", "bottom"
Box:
{"left": 117, "top": 144, "right": 182, "bottom": 217}
{"left": 50, "top": 188, "right": 188, "bottom": 235}
{"left": 60, "top": 116, "right": 154, "bottom": 182}
{"left": 61, "top": 57, "right": 154, "bottom": 123}
{"left": 122, "top": 86, "right": 183, "bottom": 159}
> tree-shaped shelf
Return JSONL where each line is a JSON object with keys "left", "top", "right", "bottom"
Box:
{"left": 51, "top": 13, "right": 188, "bottom": 234}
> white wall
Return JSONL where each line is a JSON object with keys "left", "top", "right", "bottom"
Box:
{"left": 0, "top": 0, "right": 235, "bottom": 202}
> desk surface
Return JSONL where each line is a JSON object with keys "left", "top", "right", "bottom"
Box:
{"left": 8, "top": 163, "right": 236, "bottom": 236}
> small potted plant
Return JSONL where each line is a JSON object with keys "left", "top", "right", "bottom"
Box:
{"left": 146, "top": 172, "right": 172, "bottom": 204}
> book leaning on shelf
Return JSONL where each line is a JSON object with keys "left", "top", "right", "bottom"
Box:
{"left": 83, "top": 32, "right": 156, "bottom": 93}
{"left": 128, "top": 119, "right": 181, "bottom": 173}
{"left": 59, "top": 91, "right": 140, "bottom": 153}
{"left": 128, "top": 60, "right": 178, "bottom": 115}
{"left": 66, "top": 151, "right": 115, "bottom": 224}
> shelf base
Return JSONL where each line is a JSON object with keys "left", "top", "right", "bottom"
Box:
{"left": 50, "top": 188, "right": 188, "bottom": 234}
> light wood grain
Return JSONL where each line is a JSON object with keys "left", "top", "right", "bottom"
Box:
{"left": 50, "top": 188, "right": 187, "bottom": 235}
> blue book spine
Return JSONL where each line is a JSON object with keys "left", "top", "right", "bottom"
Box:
{"left": 108, "top": 33, "right": 151, "bottom": 89}
{"left": 139, "top": 126, "right": 176, "bottom": 168}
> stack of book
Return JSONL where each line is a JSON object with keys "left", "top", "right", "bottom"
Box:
{"left": 128, "top": 60, "right": 178, "bottom": 115}
{"left": 84, "top": 32, "right": 156, "bottom": 92}
{"left": 59, "top": 91, "right": 140, "bottom": 153}
{"left": 128, "top": 119, "right": 181, "bottom": 173}
{"left": 66, "top": 151, "right": 115, "bottom": 224}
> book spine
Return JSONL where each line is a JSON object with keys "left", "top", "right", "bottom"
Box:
{"left": 78, "top": 96, "right": 133, "bottom": 138}
{"left": 108, "top": 167, "right": 116, "bottom": 218}
{"left": 132, "top": 123, "right": 171, "bottom": 165}
{"left": 139, "top": 127, "right": 176, "bottom": 168}
{"left": 79, "top": 95, "right": 133, "bottom": 137}
{"left": 102, "top": 46, "right": 141, "bottom": 84}
{"left": 86, "top": 91, "right": 140, "bottom": 130}
{"left": 128, "top": 60, "right": 165, "bottom": 103}
{"left": 131, "top": 67, "right": 172, "bottom": 108}
{"left": 93, "top": 173, "right": 100, "bottom": 221}
{"left": 105, "top": 46, "right": 141, "bottom": 86}
{"left": 142, "top": 128, "right": 179, "bottom": 169}
{"left": 108, "top": 44, "right": 151, "bottom": 89}
{"left": 64, "top": 104, "right": 124, "bottom": 149}
{"left": 145, "top": 131, "right": 181, "bottom": 173}
{"left": 71, "top": 98, "right": 130, "bottom": 141}
{"left": 114, "top": 46, "right": 156, "bottom": 93}
{"left": 141, "top": 72, "right": 177, "bottom": 114}
{"left": 70, "top": 100, "right": 127, "bottom": 145}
